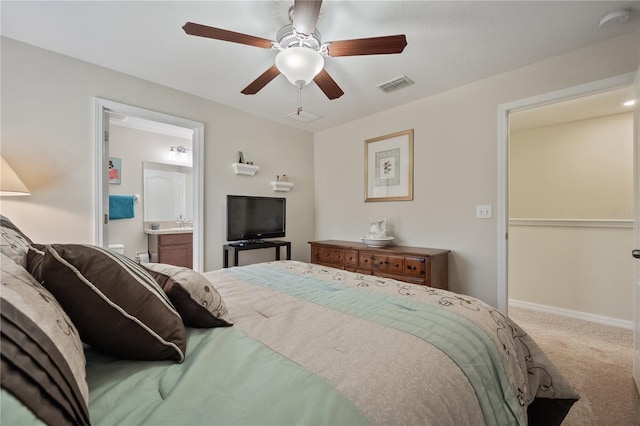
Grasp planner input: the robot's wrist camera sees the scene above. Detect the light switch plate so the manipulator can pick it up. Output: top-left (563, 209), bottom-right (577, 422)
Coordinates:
top-left (476, 205), bottom-right (492, 219)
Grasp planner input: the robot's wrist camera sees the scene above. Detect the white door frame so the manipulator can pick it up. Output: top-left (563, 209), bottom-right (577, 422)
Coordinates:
top-left (632, 67), bottom-right (640, 394)
top-left (497, 72), bottom-right (636, 314)
top-left (94, 98), bottom-right (205, 272)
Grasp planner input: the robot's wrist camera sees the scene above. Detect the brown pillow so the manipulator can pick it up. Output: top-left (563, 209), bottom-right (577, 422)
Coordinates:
top-left (143, 262), bottom-right (232, 328)
top-left (33, 244), bottom-right (186, 362)
top-left (1, 253), bottom-right (89, 425)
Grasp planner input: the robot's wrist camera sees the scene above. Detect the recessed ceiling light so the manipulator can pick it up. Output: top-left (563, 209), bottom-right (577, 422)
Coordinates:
top-left (623, 100), bottom-right (636, 107)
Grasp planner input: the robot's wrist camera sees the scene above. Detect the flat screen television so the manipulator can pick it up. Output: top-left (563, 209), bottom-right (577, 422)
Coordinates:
top-left (226, 195), bottom-right (286, 243)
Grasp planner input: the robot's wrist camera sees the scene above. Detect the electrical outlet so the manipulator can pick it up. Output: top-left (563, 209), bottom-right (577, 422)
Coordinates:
top-left (476, 205), bottom-right (492, 219)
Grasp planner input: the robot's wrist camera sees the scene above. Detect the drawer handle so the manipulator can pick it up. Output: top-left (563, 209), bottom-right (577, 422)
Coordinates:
top-left (394, 263), bottom-right (400, 268)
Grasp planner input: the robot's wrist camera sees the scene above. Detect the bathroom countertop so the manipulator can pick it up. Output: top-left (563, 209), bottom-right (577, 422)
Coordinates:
top-left (144, 227), bottom-right (193, 235)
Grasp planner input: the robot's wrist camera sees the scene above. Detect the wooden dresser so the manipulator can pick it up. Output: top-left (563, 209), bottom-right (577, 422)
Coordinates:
top-left (309, 240), bottom-right (450, 289)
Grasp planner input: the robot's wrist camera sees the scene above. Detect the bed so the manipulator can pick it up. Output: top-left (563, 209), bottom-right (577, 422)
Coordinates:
top-left (0, 215), bottom-right (579, 425)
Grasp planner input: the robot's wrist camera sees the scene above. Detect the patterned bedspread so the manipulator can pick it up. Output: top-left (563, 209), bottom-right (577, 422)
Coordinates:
top-left (86, 261), bottom-right (578, 425)
top-left (213, 261), bottom-right (578, 424)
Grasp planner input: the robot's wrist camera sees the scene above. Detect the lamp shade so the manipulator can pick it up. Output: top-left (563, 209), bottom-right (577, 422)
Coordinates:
top-left (275, 47), bottom-right (324, 87)
top-left (1, 156), bottom-right (30, 196)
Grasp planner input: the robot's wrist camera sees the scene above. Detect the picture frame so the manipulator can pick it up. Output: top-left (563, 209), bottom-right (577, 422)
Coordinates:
top-left (109, 157), bottom-right (122, 185)
top-left (364, 129), bottom-right (414, 202)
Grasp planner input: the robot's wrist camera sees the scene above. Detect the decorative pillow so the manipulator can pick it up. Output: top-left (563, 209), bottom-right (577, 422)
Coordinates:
top-left (143, 262), bottom-right (233, 328)
top-left (0, 215), bottom-right (32, 268)
top-left (33, 244), bottom-right (186, 362)
top-left (1, 253), bottom-right (90, 425)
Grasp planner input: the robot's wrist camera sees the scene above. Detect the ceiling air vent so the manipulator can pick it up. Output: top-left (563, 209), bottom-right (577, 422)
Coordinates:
top-left (376, 75), bottom-right (414, 93)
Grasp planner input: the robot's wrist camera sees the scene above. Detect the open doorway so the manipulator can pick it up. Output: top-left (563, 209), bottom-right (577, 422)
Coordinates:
top-left (94, 98), bottom-right (205, 271)
top-left (507, 87), bottom-right (635, 328)
top-left (497, 72), bottom-right (637, 314)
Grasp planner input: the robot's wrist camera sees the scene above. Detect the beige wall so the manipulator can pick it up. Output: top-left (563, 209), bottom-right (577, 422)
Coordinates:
top-left (0, 37), bottom-right (315, 271)
top-left (314, 32), bottom-right (639, 306)
top-left (508, 113), bottom-right (634, 321)
top-left (509, 225), bottom-right (633, 321)
top-left (510, 112), bottom-right (634, 219)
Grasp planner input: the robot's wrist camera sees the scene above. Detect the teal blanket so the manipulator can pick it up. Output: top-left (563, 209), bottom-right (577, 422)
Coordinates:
top-left (87, 327), bottom-right (369, 425)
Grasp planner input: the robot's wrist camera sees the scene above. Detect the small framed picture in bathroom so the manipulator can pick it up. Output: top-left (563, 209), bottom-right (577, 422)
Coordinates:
top-left (109, 157), bottom-right (121, 185)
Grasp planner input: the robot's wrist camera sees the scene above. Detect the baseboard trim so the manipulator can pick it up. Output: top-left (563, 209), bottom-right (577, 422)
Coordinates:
top-left (509, 299), bottom-right (632, 330)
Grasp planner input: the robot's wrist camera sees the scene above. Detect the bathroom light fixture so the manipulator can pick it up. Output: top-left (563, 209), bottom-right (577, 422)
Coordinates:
top-left (0, 156), bottom-right (30, 196)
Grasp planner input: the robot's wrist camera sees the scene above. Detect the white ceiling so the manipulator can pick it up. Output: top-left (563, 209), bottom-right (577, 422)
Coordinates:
top-left (2, 1), bottom-right (639, 132)
top-left (510, 86), bottom-right (637, 131)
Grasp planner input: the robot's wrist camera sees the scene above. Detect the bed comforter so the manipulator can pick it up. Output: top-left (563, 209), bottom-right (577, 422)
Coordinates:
top-left (86, 260), bottom-right (578, 425)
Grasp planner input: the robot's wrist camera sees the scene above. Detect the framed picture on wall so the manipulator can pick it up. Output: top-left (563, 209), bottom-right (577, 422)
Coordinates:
top-left (364, 129), bottom-right (414, 202)
top-left (109, 157), bottom-right (122, 185)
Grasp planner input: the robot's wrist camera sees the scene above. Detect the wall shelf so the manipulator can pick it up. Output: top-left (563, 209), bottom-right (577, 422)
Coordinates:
top-left (232, 163), bottom-right (259, 176)
top-left (271, 181), bottom-right (294, 192)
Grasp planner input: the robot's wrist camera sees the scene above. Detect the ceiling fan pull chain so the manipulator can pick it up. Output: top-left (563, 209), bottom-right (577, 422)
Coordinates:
top-left (297, 85), bottom-right (303, 115)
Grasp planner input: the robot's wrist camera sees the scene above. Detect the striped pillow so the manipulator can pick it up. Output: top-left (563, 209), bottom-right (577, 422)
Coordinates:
top-left (32, 244), bottom-right (186, 362)
top-left (1, 253), bottom-right (90, 425)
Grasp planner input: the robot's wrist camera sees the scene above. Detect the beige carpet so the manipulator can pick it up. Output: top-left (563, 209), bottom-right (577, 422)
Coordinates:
top-left (509, 307), bottom-right (640, 426)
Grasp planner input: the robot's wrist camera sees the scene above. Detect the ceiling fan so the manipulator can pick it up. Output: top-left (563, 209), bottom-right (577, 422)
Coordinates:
top-left (182, 0), bottom-right (407, 102)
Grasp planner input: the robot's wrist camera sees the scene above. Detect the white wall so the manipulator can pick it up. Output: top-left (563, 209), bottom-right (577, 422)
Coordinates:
top-left (313, 32), bottom-right (639, 307)
top-left (0, 37), bottom-right (315, 272)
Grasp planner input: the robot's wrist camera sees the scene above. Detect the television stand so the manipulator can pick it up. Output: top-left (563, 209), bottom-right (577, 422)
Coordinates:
top-left (223, 240), bottom-right (291, 268)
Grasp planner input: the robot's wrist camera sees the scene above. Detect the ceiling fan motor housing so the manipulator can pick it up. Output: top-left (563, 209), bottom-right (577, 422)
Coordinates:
top-left (276, 24), bottom-right (322, 50)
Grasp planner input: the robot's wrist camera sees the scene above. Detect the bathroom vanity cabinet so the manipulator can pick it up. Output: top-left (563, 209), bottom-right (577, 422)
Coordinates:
top-left (147, 232), bottom-right (193, 269)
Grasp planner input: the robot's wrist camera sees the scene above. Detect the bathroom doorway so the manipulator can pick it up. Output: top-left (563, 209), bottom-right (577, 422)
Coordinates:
top-left (94, 98), bottom-right (205, 271)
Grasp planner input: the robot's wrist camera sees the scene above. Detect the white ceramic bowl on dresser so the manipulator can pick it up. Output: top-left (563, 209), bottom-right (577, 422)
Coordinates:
top-left (361, 236), bottom-right (394, 247)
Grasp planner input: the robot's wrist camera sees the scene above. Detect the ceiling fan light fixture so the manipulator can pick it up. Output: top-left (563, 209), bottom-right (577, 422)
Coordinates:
top-left (276, 46), bottom-right (324, 87)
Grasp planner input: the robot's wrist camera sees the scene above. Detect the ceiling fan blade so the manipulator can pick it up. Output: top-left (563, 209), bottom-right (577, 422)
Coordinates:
top-left (241, 65), bottom-right (281, 95)
top-left (327, 35), bottom-right (407, 57)
top-left (292, 0), bottom-right (322, 36)
top-left (313, 69), bottom-right (344, 100)
top-left (182, 22), bottom-right (273, 49)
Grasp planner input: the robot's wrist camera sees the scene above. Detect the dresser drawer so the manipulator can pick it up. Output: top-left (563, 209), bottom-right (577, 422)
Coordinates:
top-left (344, 250), bottom-right (358, 267)
top-left (358, 252), bottom-right (373, 271)
top-left (331, 249), bottom-right (345, 264)
top-left (405, 257), bottom-right (427, 278)
top-left (372, 254), bottom-right (388, 272)
top-left (320, 247), bottom-right (333, 264)
top-left (388, 256), bottom-right (404, 274)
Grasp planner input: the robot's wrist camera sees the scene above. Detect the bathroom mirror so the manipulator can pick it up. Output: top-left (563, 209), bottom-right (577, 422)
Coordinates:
top-left (143, 161), bottom-right (193, 222)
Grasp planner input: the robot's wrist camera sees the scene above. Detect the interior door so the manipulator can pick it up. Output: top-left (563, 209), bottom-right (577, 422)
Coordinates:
top-left (633, 66), bottom-right (640, 395)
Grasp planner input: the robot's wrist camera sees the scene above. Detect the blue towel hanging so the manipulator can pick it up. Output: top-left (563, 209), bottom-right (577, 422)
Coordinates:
top-left (109, 195), bottom-right (135, 220)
